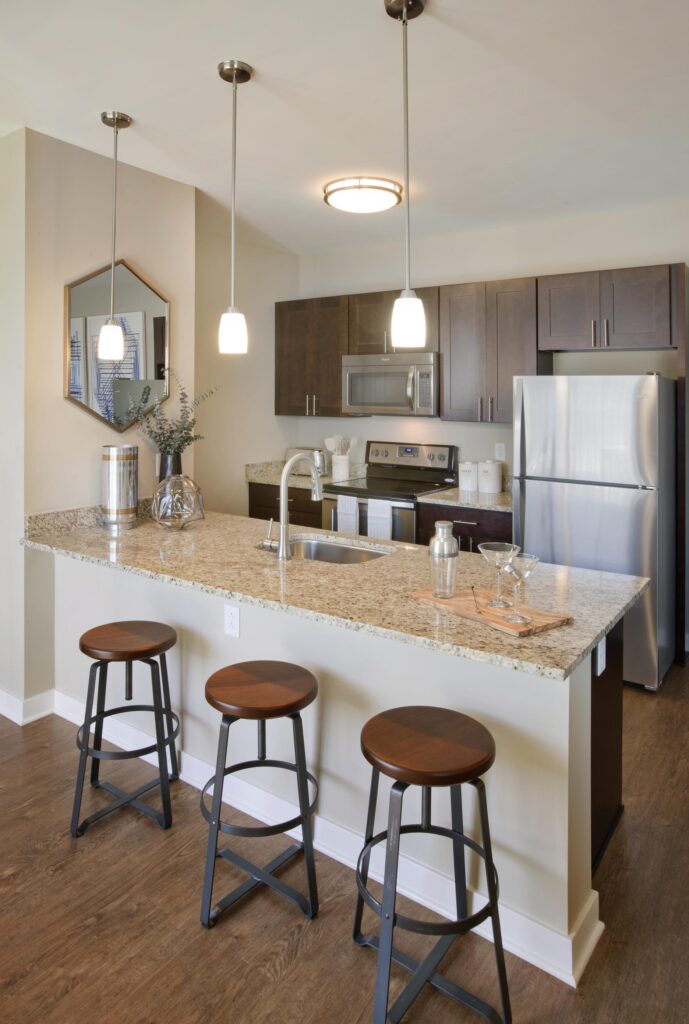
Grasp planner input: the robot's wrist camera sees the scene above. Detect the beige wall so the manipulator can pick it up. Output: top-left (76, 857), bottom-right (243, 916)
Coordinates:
top-left (194, 194), bottom-right (299, 513)
top-left (24, 129), bottom-right (196, 513)
top-left (0, 130), bottom-right (26, 700)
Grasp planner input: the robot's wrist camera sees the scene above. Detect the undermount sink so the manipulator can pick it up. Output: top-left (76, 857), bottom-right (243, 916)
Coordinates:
top-left (289, 538), bottom-right (392, 564)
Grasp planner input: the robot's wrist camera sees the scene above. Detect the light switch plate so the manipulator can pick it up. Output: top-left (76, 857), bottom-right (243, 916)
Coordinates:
top-left (494, 442), bottom-right (506, 461)
top-left (224, 604), bottom-right (240, 638)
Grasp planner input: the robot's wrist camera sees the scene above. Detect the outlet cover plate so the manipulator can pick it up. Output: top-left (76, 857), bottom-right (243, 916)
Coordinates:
top-left (494, 442), bottom-right (506, 461)
top-left (224, 604), bottom-right (240, 638)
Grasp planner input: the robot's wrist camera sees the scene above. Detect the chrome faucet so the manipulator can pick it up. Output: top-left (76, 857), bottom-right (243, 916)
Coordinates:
top-left (277, 452), bottom-right (323, 560)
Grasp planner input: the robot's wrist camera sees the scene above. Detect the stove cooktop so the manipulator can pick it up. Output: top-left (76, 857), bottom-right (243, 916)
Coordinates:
top-left (323, 477), bottom-right (453, 502)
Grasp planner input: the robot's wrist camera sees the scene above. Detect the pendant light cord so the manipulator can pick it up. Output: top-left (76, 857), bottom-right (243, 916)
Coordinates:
top-left (109, 123), bottom-right (118, 321)
top-left (402, 0), bottom-right (411, 294)
top-left (230, 81), bottom-right (238, 309)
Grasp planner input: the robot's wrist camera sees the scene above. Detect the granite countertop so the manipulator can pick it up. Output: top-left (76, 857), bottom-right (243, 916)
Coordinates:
top-left (418, 488), bottom-right (512, 513)
top-left (24, 510), bottom-right (647, 681)
top-left (246, 460), bottom-right (366, 490)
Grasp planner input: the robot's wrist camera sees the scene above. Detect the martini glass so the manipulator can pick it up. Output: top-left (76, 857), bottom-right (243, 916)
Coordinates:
top-left (478, 542), bottom-right (520, 609)
top-left (504, 554), bottom-right (540, 624)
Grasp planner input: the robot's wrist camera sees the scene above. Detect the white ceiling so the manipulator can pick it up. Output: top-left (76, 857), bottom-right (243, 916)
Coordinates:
top-left (2, 0), bottom-right (689, 255)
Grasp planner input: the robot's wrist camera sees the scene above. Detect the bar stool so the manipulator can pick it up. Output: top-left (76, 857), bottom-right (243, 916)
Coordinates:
top-left (70, 620), bottom-right (180, 837)
top-left (353, 705), bottom-right (511, 1024)
top-left (200, 660), bottom-right (319, 928)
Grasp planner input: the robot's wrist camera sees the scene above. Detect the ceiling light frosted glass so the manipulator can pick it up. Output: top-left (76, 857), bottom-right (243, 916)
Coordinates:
top-left (218, 308), bottom-right (248, 354)
top-left (323, 177), bottom-right (402, 213)
top-left (391, 290), bottom-right (426, 348)
top-left (98, 320), bottom-right (125, 361)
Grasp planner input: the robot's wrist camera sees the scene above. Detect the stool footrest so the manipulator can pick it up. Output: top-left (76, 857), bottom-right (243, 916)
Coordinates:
top-left (355, 932), bottom-right (504, 1024)
top-left (356, 822), bottom-right (497, 936)
top-left (76, 704), bottom-right (180, 762)
top-left (76, 777), bottom-right (170, 835)
top-left (200, 758), bottom-right (318, 839)
top-left (209, 842), bottom-right (310, 923)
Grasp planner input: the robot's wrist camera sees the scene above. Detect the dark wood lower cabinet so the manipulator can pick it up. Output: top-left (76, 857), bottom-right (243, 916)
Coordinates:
top-left (248, 483), bottom-right (322, 529)
top-left (416, 502), bottom-right (512, 550)
top-left (591, 618), bottom-right (624, 871)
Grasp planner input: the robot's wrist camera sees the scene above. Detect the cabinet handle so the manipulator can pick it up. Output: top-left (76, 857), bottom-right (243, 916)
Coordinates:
top-left (591, 320), bottom-right (597, 348)
top-left (468, 537), bottom-right (474, 553)
top-left (384, 329), bottom-right (388, 354)
top-left (312, 394), bottom-right (318, 415)
top-left (305, 394), bottom-right (309, 415)
top-left (453, 519), bottom-right (479, 527)
top-left (603, 319), bottom-right (610, 347)
top-left (477, 397), bottom-right (483, 422)
top-left (489, 396), bottom-right (494, 422)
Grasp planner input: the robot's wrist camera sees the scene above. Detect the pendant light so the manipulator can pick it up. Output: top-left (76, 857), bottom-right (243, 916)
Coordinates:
top-left (98, 111), bottom-right (132, 361)
top-left (386, 0), bottom-right (426, 349)
top-left (218, 60), bottom-right (253, 354)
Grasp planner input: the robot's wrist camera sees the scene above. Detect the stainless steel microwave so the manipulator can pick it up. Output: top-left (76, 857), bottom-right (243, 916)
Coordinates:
top-left (341, 352), bottom-right (439, 417)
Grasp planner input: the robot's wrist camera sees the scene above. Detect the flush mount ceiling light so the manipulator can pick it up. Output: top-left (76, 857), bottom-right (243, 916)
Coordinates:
top-left (386, 0), bottom-right (427, 349)
top-left (98, 111), bottom-right (132, 361)
top-left (218, 59), bottom-right (253, 355)
top-left (323, 176), bottom-right (402, 213)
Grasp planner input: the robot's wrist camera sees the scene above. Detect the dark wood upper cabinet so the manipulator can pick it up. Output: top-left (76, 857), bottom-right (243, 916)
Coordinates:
top-left (439, 282), bottom-right (486, 421)
top-left (275, 295), bottom-right (348, 416)
top-left (600, 265), bottom-right (672, 349)
top-left (348, 287), bottom-right (439, 355)
top-left (537, 272), bottom-right (600, 351)
top-left (440, 277), bottom-right (544, 422)
top-left (538, 265), bottom-right (675, 351)
top-left (486, 277), bottom-right (545, 423)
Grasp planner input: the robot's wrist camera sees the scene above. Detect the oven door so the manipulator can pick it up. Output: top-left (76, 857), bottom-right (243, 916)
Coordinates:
top-left (341, 358), bottom-right (438, 417)
top-left (322, 496), bottom-right (417, 543)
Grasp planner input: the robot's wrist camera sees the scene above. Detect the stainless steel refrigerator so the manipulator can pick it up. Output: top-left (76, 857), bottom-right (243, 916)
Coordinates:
top-left (512, 374), bottom-right (676, 689)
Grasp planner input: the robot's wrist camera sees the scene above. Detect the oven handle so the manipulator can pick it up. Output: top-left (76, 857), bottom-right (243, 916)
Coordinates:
top-left (406, 369), bottom-right (415, 410)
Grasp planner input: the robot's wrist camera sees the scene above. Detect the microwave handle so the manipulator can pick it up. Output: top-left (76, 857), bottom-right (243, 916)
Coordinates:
top-left (406, 368), bottom-right (415, 410)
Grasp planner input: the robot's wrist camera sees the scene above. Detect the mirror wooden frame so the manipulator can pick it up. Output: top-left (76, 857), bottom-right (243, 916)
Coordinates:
top-left (63, 258), bottom-right (170, 432)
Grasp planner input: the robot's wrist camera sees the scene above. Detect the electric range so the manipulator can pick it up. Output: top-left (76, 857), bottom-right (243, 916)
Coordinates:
top-left (321, 441), bottom-right (458, 543)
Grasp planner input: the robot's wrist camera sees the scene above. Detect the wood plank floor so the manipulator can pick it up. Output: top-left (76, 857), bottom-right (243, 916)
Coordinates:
top-left (1, 666), bottom-right (688, 1023)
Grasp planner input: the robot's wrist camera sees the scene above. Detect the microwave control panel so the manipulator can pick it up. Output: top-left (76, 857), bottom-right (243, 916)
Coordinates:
top-left (366, 442), bottom-right (457, 470)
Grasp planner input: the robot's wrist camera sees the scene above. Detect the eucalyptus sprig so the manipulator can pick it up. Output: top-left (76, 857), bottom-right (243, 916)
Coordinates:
top-left (126, 371), bottom-right (220, 455)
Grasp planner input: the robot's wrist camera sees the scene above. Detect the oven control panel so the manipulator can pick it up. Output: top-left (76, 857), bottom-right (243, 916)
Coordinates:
top-left (366, 442), bottom-right (457, 470)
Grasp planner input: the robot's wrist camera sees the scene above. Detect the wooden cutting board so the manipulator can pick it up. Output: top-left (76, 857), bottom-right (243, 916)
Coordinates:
top-left (411, 587), bottom-right (573, 638)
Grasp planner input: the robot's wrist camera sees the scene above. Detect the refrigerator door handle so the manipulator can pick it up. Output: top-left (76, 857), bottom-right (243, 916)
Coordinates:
top-left (512, 477), bottom-right (523, 547)
top-left (513, 377), bottom-right (525, 477)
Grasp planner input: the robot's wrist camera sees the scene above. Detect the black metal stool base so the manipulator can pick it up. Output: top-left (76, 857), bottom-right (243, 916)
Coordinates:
top-left (70, 655), bottom-right (180, 837)
top-left (353, 771), bottom-right (511, 1024)
top-left (200, 715), bottom-right (319, 928)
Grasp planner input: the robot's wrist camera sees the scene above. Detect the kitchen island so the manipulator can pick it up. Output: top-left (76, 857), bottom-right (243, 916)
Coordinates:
top-left (24, 510), bottom-right (647, 986)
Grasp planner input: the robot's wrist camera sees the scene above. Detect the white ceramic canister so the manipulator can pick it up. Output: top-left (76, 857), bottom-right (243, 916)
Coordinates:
top-left (478, 460), bottom-right (503, 494)
top-left (331, 454), bottom-right (351, 482)
top-left (458, 461), bottom-right (479, 491)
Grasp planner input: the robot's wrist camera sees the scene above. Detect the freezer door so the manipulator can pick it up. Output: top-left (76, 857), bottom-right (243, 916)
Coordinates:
top-left (513, 375), bottom-right (660, 487)
top-left (512, 478), bottom-right (673, 688)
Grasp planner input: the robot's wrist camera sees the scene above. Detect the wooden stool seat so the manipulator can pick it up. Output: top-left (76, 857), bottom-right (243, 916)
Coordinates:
top-left (205, 660), bottom-right (318, 720)
top-left (79, 620), bottom-right (177, 662)
top-left (361, 705), bottom-right (495, 787)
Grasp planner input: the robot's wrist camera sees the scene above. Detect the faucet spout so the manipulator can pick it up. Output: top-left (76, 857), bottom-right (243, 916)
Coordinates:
top-left (278, 452), bottom-right (322, 560)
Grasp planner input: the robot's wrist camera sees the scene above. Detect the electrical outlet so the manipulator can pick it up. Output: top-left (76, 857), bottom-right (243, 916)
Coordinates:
top-left (224, 604), bottom-right (240, 638)
top-left (494, 442), bottom-right (506, 461)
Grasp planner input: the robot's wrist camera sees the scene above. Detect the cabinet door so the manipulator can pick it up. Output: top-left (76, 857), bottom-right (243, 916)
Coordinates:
top-left (348, 288), bottom-right (439, 354)
top-left (537, 272), bottom-right (600, 351)
top-left (312, 295), bottom-right (348, 416)
top-left (485, 277), bottom-right (539, 424)
top-left (275, 300), bottom-right (312, 415)
top-left (439, 282), bottom-right (486, 421)
top-left (600, 265), bottom-right (672, 349)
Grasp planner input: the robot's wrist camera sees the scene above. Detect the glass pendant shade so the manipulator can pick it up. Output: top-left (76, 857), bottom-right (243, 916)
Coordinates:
top-left (98, 319), bottom-right (125, 360)
top-left (218, 308), bottom-right (248, 354)
top-left (391, 290), bottom-right (426, 348)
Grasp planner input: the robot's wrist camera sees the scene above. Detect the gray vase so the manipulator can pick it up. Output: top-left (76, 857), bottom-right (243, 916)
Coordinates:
top-left (159, 452), bottom-right (182, 481)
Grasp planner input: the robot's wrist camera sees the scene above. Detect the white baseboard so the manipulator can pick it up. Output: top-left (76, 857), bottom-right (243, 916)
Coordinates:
top-left (12, 688), bottom-right (597, 986)
top-left (0, 687), bottom-right (54, 725)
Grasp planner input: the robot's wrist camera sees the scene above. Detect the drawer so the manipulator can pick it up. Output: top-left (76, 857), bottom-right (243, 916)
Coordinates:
top-left (248, 483), bottom-right (322, 527)
top-left (417, 503), bottom-right (512, 550)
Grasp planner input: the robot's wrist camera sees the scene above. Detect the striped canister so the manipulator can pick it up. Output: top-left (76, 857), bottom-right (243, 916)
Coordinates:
top-left (101, 445), bottom-right (138, 532)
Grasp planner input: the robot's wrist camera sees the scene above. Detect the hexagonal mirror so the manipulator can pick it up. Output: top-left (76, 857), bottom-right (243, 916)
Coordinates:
top-left (64, 259), bottom-right (170, 430)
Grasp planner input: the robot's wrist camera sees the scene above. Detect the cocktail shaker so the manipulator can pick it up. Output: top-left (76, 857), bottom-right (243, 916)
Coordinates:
top-left (429, 520), bottom-right (459, 598)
